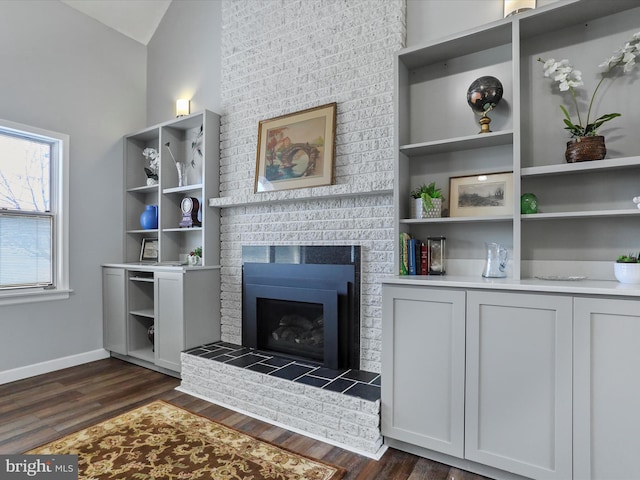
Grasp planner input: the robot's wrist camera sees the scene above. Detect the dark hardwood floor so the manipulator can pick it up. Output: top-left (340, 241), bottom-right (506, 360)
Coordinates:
top-left (0, 358), bottom-right (492, 480)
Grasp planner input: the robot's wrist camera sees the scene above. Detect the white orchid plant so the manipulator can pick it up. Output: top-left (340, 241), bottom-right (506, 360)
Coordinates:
top-left (538, 31), bottom-right (640, 138)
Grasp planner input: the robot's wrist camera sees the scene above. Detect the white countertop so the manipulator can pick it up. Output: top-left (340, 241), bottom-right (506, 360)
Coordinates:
top-left (382, 275), bottom-right (640, 297)
top-left (102, 262), bottom-right (222, 272)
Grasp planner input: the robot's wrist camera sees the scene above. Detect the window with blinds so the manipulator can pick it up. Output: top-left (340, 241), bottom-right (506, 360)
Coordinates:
top-left (0, 125), bottom-right (58, 290)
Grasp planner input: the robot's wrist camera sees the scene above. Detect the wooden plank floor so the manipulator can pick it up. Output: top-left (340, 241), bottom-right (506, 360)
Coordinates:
top-left (0, 358), bottom-right (492, 480)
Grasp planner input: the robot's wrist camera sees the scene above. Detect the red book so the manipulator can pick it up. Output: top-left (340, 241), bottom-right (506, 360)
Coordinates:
top-left (420, 242), bottom-right (429, 275)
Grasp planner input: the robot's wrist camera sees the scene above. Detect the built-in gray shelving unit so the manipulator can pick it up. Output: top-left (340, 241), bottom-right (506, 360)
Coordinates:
top-left (394, 0), bottom-right (640, 281)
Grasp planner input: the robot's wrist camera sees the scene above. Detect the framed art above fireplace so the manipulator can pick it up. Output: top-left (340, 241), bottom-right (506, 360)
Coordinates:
top-left (254, 103), bottom-right (336, 193)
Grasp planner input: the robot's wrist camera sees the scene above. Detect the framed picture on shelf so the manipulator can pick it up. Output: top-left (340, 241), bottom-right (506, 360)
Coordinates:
top-left (254, 103), bottom-right (336, 193)
top-left (449, 172), bottom-right (514, 217)
top-left (139, 238), bottom-right (159, 262)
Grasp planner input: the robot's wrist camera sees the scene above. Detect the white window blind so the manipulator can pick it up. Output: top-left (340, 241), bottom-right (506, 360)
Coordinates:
top-left (0, 214), bottom-right (52, 288)
top-left (0, 121), bottom-right (65, 293)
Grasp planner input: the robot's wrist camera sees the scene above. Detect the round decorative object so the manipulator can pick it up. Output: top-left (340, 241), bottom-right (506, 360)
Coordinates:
top-left (180, 197), bottom-right (201, 228)
top-left (467, 76), bottom-right (503, 113)
top-left (181, 197), bottom-right (193, 214)
top-left (614, 262), bottom-right (640, 284)
top-left (521, 193), bottom-right (538, 214)
top-left (467, 76), bottom-right (503, 134)
top-left (139, 205), bottom-right (158, 230)
top-left (565, 136), bottom-right (606, 163)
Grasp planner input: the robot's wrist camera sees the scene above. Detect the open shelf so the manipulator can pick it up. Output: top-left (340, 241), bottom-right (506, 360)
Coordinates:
top-left (400, 130), bottom-right (513, 157)
top-left (163, 183), bottom-right (203, 195)
top-left (401, 215), bottom-right (513, 224)
top-left (393, 0), bottom-right (640, 280)
top-left (522, 209), bottom-right (640, 221)
top-left (123, 110), bottom-right (220, 266)
top-left (521, 156), bottom-right (640, 177)
top-left (128, 347), bottom-right (155, 363)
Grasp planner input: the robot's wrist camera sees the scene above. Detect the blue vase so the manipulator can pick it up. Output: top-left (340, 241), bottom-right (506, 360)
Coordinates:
top-left (140, 205), bottom-right (158, 230)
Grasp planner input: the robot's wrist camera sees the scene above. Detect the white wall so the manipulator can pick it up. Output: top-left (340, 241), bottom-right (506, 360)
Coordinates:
top-left (0, 1), bottom-right (146, 376)
top-left (147, 0), bottom-right (222, 124)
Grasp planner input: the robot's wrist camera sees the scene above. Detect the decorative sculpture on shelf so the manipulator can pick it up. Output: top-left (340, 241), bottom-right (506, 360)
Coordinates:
top-left (164, 141), bottom-right (187, 187)
top-left (142, 148), bottom-right (159, 185)
top-left (191, 124), bottom-right (203, 168)
top-left (467, 76), bottom-right (504, 134)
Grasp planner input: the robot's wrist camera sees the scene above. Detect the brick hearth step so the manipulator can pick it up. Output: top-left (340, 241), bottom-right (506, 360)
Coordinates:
top-left (179, 341), bottom-right (383, 457)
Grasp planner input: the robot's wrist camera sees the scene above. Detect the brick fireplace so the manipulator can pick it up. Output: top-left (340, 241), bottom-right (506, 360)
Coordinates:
top-left (216, 0), bottom-right (405, 375)
top-left (179, 245), bottom-right (384, 457)
top-left (179, 0), bottom-right (405, 459)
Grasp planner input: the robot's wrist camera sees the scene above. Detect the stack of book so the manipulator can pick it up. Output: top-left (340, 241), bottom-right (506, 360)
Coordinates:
top-left (399, 233), bottom-right (428, 275)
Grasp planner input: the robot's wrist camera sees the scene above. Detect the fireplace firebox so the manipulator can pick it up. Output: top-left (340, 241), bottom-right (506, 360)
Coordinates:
top-left (242, 246), bottom-right (360, 370)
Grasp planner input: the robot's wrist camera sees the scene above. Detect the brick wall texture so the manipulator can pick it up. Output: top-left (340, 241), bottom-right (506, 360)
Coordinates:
top-left (181, 353), bottom-right (383, 454)
top-left (219, 0), bottom-right (406, 373)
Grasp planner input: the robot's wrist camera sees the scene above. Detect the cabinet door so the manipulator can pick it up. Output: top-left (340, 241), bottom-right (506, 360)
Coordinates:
top-left (382, 285), bottom-right (466, 457)
top-left (465, 291), bottom-right (572, 479)
top-left (102, 267), bottom-right (126, 355)
top-left (154, 272), bottom-right (185, 371)
top-left (574, 297), bottom-right (640, 480)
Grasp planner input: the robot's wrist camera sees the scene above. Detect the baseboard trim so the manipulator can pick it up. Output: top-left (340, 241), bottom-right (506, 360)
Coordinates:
top-left (0, 349), bottom-right (110, 385)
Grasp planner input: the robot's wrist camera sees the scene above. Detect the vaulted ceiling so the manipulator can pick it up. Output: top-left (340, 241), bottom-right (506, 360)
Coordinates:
top-left (61, 0), bottom-right (172, 45)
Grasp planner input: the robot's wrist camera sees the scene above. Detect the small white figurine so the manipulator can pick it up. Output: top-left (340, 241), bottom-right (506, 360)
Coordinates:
top-left (633, 195), bottom-right (640, 209)
top-left (142, 148), bottom-right (159, 185)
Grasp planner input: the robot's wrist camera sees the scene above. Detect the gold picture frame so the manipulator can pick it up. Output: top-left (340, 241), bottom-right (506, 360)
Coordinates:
top-left (449, 172), bottom-right (514, 217)
top-left (255, 103), bottom-right (337, 193)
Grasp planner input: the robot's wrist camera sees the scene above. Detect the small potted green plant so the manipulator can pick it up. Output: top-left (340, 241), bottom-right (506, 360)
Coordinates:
top-left (188, 246), bottom-right (202, 266)
top-left (614, 252), bottom-right (640, 284)
top-left (410, 182), bottom-right (443, 219)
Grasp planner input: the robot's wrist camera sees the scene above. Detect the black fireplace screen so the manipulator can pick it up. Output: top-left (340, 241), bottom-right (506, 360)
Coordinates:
top-left (242, 256), bottom-right (359, 370)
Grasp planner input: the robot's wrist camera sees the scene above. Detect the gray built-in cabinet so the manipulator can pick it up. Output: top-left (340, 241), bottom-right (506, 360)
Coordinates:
top-left (573, 297), bottom-right (640, 480)
top-left (102, 110), bottom-right (222, 375)
top-left (464, 291), bottom-right (572, 479)
top-left (102, 266), bottom-right (220, 375)
top-left (382, 283), bottom-right (640, 480)
top-left (383, 1), bottom-right (640, 479)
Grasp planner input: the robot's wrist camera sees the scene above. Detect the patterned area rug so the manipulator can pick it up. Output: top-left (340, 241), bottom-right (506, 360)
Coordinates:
top-left (27, 400), bottom-right (345, 480)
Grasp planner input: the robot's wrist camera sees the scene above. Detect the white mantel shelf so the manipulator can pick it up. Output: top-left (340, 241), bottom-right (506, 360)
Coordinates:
top-left (382, 275), bottom-right (640, 297)
top-left (208, 184), bottom-right (393, 208)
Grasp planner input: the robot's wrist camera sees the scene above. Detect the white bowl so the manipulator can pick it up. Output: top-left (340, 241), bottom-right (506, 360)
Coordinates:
top-left (614, 262), bottom-right (640, 284)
